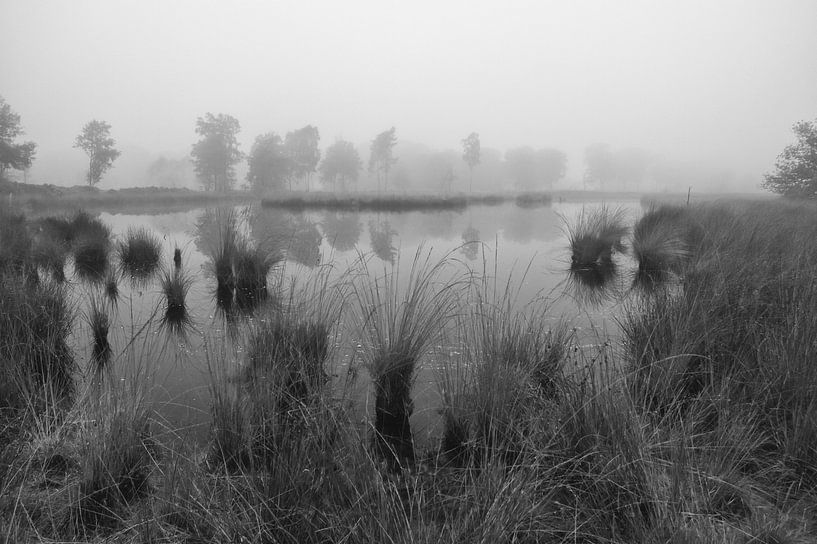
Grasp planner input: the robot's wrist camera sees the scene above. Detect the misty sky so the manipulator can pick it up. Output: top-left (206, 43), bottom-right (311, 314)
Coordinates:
top-left (2, 0), bottom-right (816, 188)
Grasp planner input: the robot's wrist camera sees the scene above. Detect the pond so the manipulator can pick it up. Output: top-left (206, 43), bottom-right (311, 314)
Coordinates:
top-left (63, 199), bottom-right (642, 445)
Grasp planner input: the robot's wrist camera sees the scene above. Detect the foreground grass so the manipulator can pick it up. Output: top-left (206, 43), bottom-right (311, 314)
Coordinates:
top-left (2, 200), bottom-right (817, 542)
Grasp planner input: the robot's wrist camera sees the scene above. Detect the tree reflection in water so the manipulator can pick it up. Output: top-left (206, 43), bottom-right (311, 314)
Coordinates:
top-left (368, 218), bottom-right (397, 263)
top-left (320, 211), bottom-right (362, 253)
top-left (460, 225), bottom-right (480, 261)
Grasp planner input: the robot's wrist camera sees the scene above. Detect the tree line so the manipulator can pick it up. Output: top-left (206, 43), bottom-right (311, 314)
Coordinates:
top-left (1, 95), bottom-right (815, 198)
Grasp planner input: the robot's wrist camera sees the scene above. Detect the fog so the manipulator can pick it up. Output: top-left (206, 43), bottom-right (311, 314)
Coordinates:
top-left (2, 0), bottom-right (816, 192)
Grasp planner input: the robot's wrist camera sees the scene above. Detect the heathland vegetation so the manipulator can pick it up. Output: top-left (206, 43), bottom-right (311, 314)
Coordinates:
top-left (1, 198), bottom-right (817, 542)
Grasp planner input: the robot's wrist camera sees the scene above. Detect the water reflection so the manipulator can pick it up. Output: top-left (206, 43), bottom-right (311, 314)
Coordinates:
top-left (369, 218), bottom-right (397, 263)
top-left (460, 225), bottom-right (480, 261)
top-left (321, 211), bottom-right (362, 252)
top-left (286, 216), bottom-right (322, 267)
top-left (567, 258), bottom-right (619, 307)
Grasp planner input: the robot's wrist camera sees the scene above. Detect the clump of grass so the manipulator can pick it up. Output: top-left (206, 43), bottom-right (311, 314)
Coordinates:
top-left (0, 206), bottom-right (33, 276)
top-left (631, 204), bottom-right (702, 290)
top-left (70, 397), bottom-right (154, 533)
top-left (566, 205), bottom-right (629, 268)
top-left (86, 296), bottom-right (111, 372)
top-left (173, 246), bottom-right (182, 268)
top-left (117, 226), bottom-right (162, 283)
top-left (70, 215), bottom-right (112, 284)
top-left (32, 235), bottom-right (68, 283)
top-left (234, 241), bottom-right (279, 312)
top-left (68, 211), bottom-right (111, 244)
top-left (73, 238), bottom-right (110, 283)
top-left (355, 248), bottom-right (464, 470)
top-left (440, 271), bottom-right (571, 467)
top-left (0, 278), bottom-right (75, 410)
top-left (209, 208), bottom-right (239, 292)
top-left (159, 268), bottom-right (194, 336)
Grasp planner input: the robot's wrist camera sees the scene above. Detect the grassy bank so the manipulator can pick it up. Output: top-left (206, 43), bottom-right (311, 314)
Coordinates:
top-left (1, 199), bottom-right (816, 542)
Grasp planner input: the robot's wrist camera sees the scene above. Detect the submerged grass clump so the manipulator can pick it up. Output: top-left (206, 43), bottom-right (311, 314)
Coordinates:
top-left (160, 267), bottom-right (194, 335)
top-left (566, 205), bottom-right (629, 268)
top-left (234, 241), bottom-right (279, 311)
top-left (631, 204), bottom-right (702, 289)
top-left (86, 296), bottom-right (111, 372)
top-left (117, 226), bottom-right (162, 283)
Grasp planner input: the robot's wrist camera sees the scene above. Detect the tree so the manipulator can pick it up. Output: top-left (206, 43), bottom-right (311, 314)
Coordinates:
top-left (320, 139), bottom-right (362, 192)
top-left (147, 156), bottom-right (195, 188)
top-left (246, 132), bottom-right (292, 194)
top-left (74, 120), bottom-right (120, 187)
top-left (462, 132), bottom-right (480, 191)
top-left (535, 148), bottom-right (567, 190)
top-left (763, 119), bottom-right (817, 199)
top-left (584, 143), bottom-right (615, 191)
top-left (505, 147), bottom-right (538, 189)
top-left (0, 96), bottom-right (37, 179)
top-left (284, 125), bottom-right (320, 191)
top-left (191, 113), bottom-right (243, 192)
top-left (369, 127), bottom-right (397, 191)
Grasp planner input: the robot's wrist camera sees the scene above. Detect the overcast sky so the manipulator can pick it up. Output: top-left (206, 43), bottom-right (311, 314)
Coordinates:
top-left (2, 0), bottom-right (816, 187)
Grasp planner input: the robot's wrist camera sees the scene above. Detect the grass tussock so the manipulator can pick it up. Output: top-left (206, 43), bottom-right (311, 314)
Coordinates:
top-left (630, 204), bottom-right (706, 289)
top-left (354, 248), bottom-right (465, 470)
top-left (159, 267), bottom-right (194, 335)
top-left (566, 205), bottom-right (629, 268)
top-left (86, 295), bottom-right (112, 372)
top-left (117, 225), bottom-right (162, 283)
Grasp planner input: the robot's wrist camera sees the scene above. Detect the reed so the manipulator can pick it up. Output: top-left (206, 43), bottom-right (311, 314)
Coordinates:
top-left (117, 226), bottom-right (162, 283)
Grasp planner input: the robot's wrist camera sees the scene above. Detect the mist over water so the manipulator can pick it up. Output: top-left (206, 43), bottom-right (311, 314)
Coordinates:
top-left (2, 1), bottom-right (816, 193)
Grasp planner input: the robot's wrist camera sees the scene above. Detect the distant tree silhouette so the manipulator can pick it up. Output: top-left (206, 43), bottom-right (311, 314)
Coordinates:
top-left (74, 120), bottom-right (120, 187)
top-left (369, 127), bottom-right (397, 191)
top-left (247, 132), bottom-right (292, 194)
top-left (321, 139), bottom-right (362, 191)
top-left (284, 125), bottom-right (320, 191)
top-left (462, 132), bottom-right (480, 192)
top-left (191, 113), bottom-right (243, 192)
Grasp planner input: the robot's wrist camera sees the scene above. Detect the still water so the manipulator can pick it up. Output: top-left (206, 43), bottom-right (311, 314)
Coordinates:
top-left (66, 200), bottom-right (641, 443)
